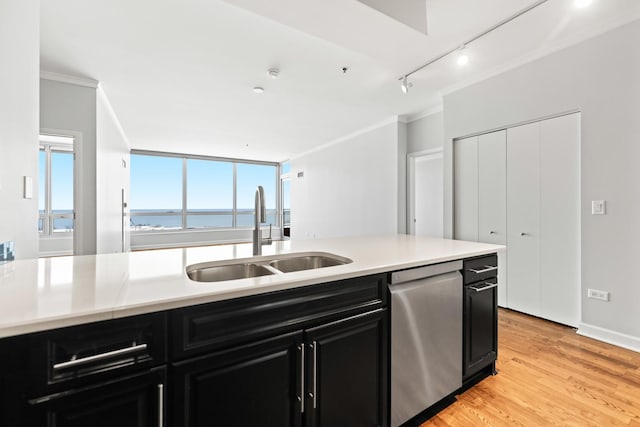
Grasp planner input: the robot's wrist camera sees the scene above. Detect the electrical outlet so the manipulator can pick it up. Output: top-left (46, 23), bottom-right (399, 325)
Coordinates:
top-left (587, 288), bottom-right (610, 301)
top-left (592, 200), bottom-right (606, 215)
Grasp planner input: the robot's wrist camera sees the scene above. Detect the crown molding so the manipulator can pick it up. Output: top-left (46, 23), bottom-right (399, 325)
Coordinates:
top-left (40, 71), bottom-right (99, 88)
top-left (402, 105), bottom-right (444, 123)
top-left (290, 116), bottom-right (400, 160)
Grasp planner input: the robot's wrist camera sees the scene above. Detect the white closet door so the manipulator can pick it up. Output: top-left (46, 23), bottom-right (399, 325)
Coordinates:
top-left (540, 113), bottom-right (580, 326)
top-left (453, 136), bottom-right (478, 241)
top-left (507, 122), bottom-right (541, 316)
top-left (478, 130), bottom-right (507, 307)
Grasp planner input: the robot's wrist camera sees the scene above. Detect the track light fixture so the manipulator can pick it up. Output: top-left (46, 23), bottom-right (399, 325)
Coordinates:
top-left (398, 0), bottom-right (550, 93)
top-left (456, 46), bottom-right (469, 66)
top-left (400, 76), bottom-right (413, 94)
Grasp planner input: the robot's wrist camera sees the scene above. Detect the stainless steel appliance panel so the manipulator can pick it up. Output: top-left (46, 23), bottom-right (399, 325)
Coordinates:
top-left (389, 265), bottom-right (462, 427)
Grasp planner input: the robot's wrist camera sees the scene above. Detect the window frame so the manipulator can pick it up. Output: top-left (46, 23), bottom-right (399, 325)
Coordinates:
top-left (130, 150), bottom-right (280, 233)
top-left (39, 140), bottom-right (75, 237)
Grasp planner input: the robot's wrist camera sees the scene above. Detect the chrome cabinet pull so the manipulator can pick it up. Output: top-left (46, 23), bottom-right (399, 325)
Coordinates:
top-left (489, 231), bottom-right (497, 235)
top-left (310, 342), bottom-right (317, 409)
top-left (521, 232), bottom-right (530, 236)
top-left (299, 344), bottom-right (305, 414)
top-left (469, 282), bottom-right (498, 292)
top-left (466, 265), bottom-right (498, 274)
top-left (158, 383), bottom-right (164, 427)
top-left (53, 343), bottom-right (148, 370)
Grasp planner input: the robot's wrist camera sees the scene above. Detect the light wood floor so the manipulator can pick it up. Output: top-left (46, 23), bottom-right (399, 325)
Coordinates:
top-left (422, 309), bottom-right (640, 426)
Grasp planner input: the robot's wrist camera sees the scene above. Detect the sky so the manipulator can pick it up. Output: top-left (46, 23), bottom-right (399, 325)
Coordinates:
top-left (39, 150), bottom-right (74, 211)
top-left (130, 154), bottom-right (278, 211)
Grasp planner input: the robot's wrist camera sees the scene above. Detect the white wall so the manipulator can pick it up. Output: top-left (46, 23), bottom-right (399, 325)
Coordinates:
top-left (407, 111), bottom-right (444, 154)
top-left (290, 120), bottom-right (401, 240)
top-left (96, 87), bottom-right (130, 254)
top-left (40, 79), bottom-right (97, 255)
top-left (0, 1), bottom-right (40, 259)
top-left (442, 20), bottom-right (640, 345)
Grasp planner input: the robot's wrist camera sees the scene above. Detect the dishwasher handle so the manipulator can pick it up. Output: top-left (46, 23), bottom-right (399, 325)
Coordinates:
top-left (390, 260), bottom-right (462, 285)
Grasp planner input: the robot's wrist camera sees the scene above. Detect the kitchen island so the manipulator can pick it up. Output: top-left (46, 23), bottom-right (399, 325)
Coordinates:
top-left (0, 234), bottom-right (502, 426)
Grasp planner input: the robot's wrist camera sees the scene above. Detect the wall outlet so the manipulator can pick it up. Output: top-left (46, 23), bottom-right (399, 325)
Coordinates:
top-left (587, 288), bottom-right (610, 301)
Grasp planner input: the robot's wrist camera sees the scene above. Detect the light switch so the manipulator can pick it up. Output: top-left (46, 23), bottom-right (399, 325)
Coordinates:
top-left (592, 200), bottom-right (606, 215)
top-left (23, 176), bottom-right (33, 199)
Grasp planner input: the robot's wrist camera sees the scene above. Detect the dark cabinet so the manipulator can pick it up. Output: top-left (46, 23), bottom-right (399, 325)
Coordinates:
top-left (304, 309), bottom-right (387, 427)
top-left (0, 272), bottom-right (389, 427)
top-left (172, 331), bottom-right (303, 427)
top-left (463, 255), bottom-right (498, 381)
top-left (28, 367), bottom-right (166, 427)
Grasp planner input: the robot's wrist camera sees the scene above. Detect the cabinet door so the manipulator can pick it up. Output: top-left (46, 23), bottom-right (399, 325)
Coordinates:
top-left (478, 130), bottom-right (508, 307)
top-left (507, 122), bottom-right (541, 316)
top-left (172, 331), bottom-right (303, 427)
top-left (540, 113), bottom-right (580, 326)
top-left (464, 281), bottom-right (498, 379)
top-left (304, 310), bottom-right (387, 427)
top-left (28, 368), bottom-right (166, 427)
top-left (453, 136), bottom-right (478, 241)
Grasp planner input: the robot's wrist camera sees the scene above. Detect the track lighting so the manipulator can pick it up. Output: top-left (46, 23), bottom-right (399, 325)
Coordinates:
top-left (400, 76), bottom-right (413, 94)
top-left (456, 46), bottom-right (469, 66)
top-left (397, 0), bottom-right (550, 87)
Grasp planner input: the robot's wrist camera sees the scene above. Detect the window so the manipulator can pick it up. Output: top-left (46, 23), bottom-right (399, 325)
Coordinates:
top-left (39, 136), bottom-right (75, 236)
top-left (130, 152), bottom-right (279, 232)
top-left (281, 162), bottom-right (291, 237)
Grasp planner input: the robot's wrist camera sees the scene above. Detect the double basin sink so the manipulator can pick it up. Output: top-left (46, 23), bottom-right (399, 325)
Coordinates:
top-left (186, 252), bottom-right (353, 283)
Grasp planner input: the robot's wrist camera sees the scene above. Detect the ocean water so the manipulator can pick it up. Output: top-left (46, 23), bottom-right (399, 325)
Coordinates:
top-left (130, 209), bottom-right (285, 231)
top-left (40, 210), bottom-right (289, 232)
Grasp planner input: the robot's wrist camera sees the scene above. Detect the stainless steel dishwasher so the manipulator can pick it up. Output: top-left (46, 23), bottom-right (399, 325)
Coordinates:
top-left (389, 260), bottom-right (463, 427)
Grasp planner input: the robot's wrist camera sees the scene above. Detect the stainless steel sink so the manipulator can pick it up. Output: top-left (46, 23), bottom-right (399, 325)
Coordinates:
top-left (186, 252), bottom-right (352, 283)
top-left (186, 263), bottom-right (275, 282)
top-left (269, 255), bottom-right (348, 273)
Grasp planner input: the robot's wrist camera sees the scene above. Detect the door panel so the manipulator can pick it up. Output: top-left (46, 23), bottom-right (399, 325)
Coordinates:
top-left (478, 130), bottom-right (507, 307)
top-left (305, 310), bottom-right (386, 427)
top-left (540, 113), bottom-right (580, 326)
top-left (29, 368), bottom-right (165, 427)
top-left (453, 136), bottom-right (478, 241)
top-left (414, 153), bottom-right (443, 237)
top-left (507, 122), bottom-right (541, 316)
top-left (173, 332), bottom-right (302, 427)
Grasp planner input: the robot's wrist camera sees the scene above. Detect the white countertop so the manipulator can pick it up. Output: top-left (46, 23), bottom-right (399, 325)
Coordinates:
top-left (0, 234), bottom-right (502, 338)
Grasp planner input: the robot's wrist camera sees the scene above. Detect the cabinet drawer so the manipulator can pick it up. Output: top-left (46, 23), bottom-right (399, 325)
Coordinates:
top-left (463, 254), bottom-right (498, 284)
top-left (171, 273), bottom-right (387, 359)
top-left (0, 312), bottom-right (167, 395)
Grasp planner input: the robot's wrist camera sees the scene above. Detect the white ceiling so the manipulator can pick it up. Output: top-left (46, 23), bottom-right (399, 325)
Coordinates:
top-left (40, 0), bottom-right (640, 162)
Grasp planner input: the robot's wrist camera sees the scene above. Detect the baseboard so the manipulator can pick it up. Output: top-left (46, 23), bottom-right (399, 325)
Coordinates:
top-left (577, 323), bottom-right (640, 353)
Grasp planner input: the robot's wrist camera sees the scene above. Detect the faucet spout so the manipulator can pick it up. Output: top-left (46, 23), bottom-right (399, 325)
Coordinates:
top-left (253, 186), bottom-right (267, 255)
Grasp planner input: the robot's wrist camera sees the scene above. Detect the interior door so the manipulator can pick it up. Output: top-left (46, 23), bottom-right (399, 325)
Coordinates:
top-left (453, 136), bottom-right (478, 241)
top-left (540, 113), bottom-right (580, 326)
top-left (478, 130), bottom-right (507, 307)
top-left (506, 122), bottom-right (541, 316)
top-left (413, 152), bottom-right (443, 237)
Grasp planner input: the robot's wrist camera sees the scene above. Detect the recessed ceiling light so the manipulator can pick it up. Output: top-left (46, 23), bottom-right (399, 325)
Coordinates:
top-left (574, 0), bottom-right (592, 8)
top-left (253, 86), bottom-right (264, 94)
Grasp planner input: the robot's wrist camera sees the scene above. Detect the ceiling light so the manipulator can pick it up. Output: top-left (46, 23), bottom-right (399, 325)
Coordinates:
top-left (400, 76), bottom-right (413, 94)
top-left (253, 86), bottom-right (264, 94)
top-left (574, 0), bottom-right (592, 8)
top-left (268, 68), bottom-right (279, 79)
top-left (456, 46), bottom-right (469, 66)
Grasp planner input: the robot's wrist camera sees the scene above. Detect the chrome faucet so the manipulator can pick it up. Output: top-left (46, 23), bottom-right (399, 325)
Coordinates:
top-left (253, 186), bottom-right (272, 255)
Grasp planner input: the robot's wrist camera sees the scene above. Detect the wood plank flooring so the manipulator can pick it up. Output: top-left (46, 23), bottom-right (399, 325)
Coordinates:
top-left (421, 309), bottom-right (640, 426)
